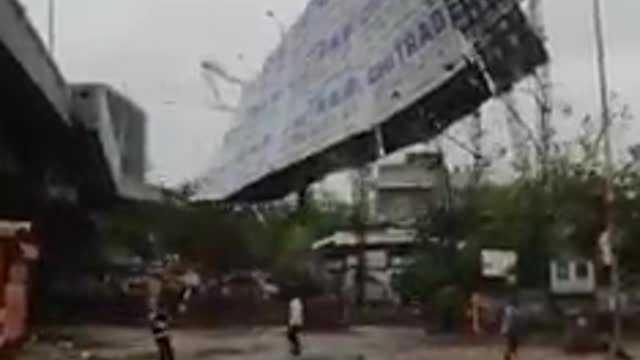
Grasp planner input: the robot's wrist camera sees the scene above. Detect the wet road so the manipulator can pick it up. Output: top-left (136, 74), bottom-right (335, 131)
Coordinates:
top-left (18, 326), bottom-right (620, 359)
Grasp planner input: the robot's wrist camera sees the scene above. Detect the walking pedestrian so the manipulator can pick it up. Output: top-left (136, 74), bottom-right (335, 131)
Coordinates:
top-left (501, 297), bottom-right (521, 360)
top-left (177, 267), bottom-right (200, 314)
top-left (287, 292), bottom-right (304, 357)
top-left (149, 307), bottom-right (175, 360)
top-left (147, 267), bottom-right (164, 314)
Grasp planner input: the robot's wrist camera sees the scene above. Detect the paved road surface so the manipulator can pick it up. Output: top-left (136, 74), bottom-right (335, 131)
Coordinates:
top-left (17, 326), bottom-right (622, 359)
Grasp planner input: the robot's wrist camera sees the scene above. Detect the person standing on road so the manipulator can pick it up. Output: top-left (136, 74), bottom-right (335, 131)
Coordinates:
top-left (146, 266), bottom-right (175, 360)
top-left (177, 267), bottom-right (201, 314)
top-left (287, 293), bottom-right (304, 357)
top-left (147, 266), bottom-right (164, 314)
top-left (150, 307), bottom-right (175, 360)
top-left (501, 297), bottom-right (521, 360)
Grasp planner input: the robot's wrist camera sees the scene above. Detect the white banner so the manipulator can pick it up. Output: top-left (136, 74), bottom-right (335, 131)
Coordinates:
top-left (202, 0), bottom-right (471, 199)
top-left (481, 249), bottom-right (517, 278)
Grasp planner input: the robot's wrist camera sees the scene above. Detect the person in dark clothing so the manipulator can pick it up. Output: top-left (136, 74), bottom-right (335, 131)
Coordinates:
top-left (614, 347), bottom-right (634, 360)
top-left (501, 298), bottom-right (521, 360)
top-left (286, 324), bottom-right (301, 357)
top-left (598, 340), bottom-right (635, 360)
top-left (149, 308), bottom-right (175, 360)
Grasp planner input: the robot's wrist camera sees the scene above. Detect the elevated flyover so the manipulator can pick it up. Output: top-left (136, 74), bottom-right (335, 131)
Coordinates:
top-left (0, 0), bottom-right (160, 218)
top-left (0, 0), bottom-right (74, 217)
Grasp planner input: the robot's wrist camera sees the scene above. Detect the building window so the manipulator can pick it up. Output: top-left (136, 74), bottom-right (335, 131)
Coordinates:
top-left (575, 261), bottom-right (590, 279)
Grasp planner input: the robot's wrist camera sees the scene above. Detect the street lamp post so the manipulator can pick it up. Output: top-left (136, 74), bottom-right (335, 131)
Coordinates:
top-left (266, 10), bottom-right (286, 42)
top-left (48, 0), bottom-right (55, 54)
top-left (591, 0), bottom-right (620, 357)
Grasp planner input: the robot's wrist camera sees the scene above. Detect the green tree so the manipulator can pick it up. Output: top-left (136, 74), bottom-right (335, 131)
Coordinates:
top-left (395, 94), bottom-right (637, 300)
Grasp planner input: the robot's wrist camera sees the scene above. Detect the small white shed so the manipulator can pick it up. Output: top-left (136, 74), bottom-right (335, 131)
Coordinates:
top-left (550, 258), bottom-right (596, 295)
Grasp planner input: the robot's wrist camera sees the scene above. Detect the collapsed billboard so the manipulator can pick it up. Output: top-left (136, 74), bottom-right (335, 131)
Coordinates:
top-left (200, 0), bottom-right (547, 201)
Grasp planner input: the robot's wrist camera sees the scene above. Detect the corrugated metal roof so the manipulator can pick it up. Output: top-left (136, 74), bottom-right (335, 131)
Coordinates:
top-left (312, 228), bottom-right (415, 250)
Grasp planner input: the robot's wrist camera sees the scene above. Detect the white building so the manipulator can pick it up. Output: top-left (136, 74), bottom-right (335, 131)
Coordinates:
top-left (549, 257), bottom-right (596, 296)
top-left (374, 152), bottom-right (449, 224)
top-left (312, 228), bottom-right (415, 304)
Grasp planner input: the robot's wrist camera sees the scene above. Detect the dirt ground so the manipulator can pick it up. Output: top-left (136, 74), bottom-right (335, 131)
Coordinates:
top-left (16, 326), bottom-right (629, 360)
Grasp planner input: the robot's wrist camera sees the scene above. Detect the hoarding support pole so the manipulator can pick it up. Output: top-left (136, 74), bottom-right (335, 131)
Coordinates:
top-left (353, 126), bottom-right (386, 309)
top-left (470, 111), bottom-right (483, 185)
top-left (296, 186), bottom-right (308, 212)
top-left (353, 166), bottom-right (370, 309)
top-left (374, 126), bottom-right (386, 158)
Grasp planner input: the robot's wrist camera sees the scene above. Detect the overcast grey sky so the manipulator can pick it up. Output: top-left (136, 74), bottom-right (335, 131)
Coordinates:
top-left (19, 0), bottom-right (640, 189)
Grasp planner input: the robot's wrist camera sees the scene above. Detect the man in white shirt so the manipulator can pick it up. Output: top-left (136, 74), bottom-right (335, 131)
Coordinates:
top-left (178, 268), bottom-right (201, 314)
top-left (287, 294), bottom-right (304, 357)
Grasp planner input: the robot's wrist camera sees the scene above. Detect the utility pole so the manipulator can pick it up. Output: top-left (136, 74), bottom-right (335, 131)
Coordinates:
top-left (591, 0), bottom-right (620, 357)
